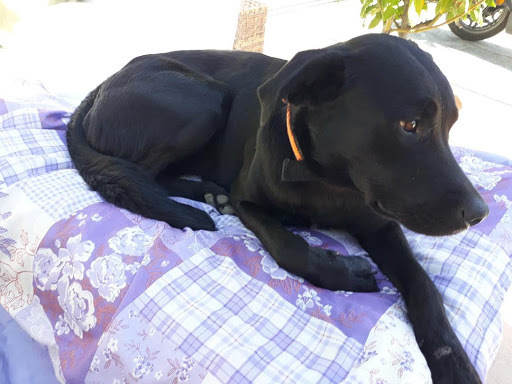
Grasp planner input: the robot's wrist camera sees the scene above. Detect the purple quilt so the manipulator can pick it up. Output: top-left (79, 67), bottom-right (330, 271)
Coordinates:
top-left (0, 78), bottom-right (511, 384)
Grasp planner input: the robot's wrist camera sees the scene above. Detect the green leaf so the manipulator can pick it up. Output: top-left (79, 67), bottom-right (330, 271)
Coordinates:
top-left (485, 0), bottom-right (496, 6)
top-left (362, 0), bottom-right (374, 10)
top-left (381, 0), bottom-right (391, 8)
top-left (369, 12), bottom-right (383, 28)
top-left (360, 4), bottom-right (367, 17)
top-left (414, 0), bottom-right (425, 15)
top-left (446, 9), bottom-right (457, 20)
top-left (361, 3), bottom-right (377, 17)
top-left (382, 6), bottom-right (397, 20)
top-left (435, 0), bottom-right (452, 14)
top-left (456, 1), bottom-right (467, 20)
top-left (435, 0), bottom-right (442, 14)
top-left (370, 5), bottom-right (380, 15)
top-left (469, 7), bottom-right (483, 25)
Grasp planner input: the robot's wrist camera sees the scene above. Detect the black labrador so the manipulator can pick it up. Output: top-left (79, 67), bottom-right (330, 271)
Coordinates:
top-left (67, 34), bottom-right (489, 383)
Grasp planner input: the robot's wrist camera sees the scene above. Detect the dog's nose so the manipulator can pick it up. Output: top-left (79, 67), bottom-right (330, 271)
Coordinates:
top-left (461, 197), bottom-right (489, 227)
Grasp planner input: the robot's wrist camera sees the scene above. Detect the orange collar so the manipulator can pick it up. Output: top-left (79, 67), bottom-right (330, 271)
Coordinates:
top-left (282, 99), bottom-right (304, 161)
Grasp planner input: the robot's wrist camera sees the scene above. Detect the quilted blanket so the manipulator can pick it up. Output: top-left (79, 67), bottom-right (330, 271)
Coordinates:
top-left (0, 78), bottom-right (511, 384)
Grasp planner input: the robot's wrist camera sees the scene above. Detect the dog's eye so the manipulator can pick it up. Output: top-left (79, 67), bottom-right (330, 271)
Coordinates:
top-left (400, 120), bottom-right (417, 133)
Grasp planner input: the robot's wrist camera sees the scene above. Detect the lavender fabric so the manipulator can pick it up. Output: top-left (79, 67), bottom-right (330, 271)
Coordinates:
top-left (0, 78), bottom-right (511, 383)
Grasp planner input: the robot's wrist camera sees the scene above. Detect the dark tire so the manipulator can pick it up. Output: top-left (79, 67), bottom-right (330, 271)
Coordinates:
top-left (448, 8), bottom-right (510, 41)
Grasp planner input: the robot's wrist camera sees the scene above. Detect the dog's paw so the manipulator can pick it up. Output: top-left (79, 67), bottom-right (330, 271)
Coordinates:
top-left (307, 248), bottom-right (378, 292)
top-left (204, 193), bottom-right (235, 214)
top-left (173, 207), bottom-right (217, 231)
top-left (426, 343), bottom-right (481, 384)
top-left (420, 332), bottom-right (482, 384)
top-left (202, 182), bottom-right (235, 215)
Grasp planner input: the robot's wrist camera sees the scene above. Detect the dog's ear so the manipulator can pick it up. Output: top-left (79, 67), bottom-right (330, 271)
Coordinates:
top-left (280, 50), bottom-right (346, 106)
top-left (258, 49), bottom-right (346, 121)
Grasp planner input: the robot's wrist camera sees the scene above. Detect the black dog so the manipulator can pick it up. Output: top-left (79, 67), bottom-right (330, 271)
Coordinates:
top-left (67, 34), bottom-right (488, 383)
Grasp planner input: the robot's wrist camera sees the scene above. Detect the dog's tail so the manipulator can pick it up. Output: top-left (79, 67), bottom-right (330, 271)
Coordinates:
top-left (66, 86), bottom-right (216, 231)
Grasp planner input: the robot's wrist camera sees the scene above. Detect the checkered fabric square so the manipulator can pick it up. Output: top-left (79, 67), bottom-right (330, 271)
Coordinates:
top-left (15, 169), bottom-right (103, 221)
top-left (0, 109), bottom-right (72, 187)
top-left (133, 249), bottom-right (363, 384)
top-left (406, 228), bottom-right (512, 371)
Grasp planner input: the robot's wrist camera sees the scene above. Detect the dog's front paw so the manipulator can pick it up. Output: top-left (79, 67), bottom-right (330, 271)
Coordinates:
top-left (307, 248), bottom-right (378, 292)
top-left (429, 350), bottom-right (482, 384)
top-left (426, 343), bottom-right (481, 384)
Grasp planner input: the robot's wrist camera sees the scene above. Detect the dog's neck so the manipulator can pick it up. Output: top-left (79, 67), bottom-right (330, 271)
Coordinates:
top-left (280, 101), bottom-right (321, 183)
top-left (283, 100), bottom-right (304, 162)
top-left (278, 103), bottom-right (356, 190)
top-left (281, 99), bottom-right (312, 181)
top-left (281, 158), bottom-right (321, 182)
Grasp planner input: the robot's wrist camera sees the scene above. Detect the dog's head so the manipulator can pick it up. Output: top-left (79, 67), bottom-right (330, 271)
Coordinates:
top-left (258, 33), bottom-right (488, 236)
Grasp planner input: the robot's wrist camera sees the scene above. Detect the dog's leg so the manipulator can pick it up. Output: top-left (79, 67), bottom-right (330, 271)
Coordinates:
top-left (156, 178), bottom-right (234, 215)
top-left (74, 154), bottom-right (217, 231)
top-left (234, 200), bottom-right (378, 292)
top-left (358, 221), bottom-right (481, 384)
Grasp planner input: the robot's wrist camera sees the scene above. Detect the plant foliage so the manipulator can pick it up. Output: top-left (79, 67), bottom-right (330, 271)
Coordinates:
top-left (360, 0), bottom-right (498, 35)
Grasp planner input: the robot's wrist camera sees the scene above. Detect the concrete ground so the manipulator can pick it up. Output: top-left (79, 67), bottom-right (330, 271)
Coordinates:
top-left (263, 2), bottom-right (512, 382)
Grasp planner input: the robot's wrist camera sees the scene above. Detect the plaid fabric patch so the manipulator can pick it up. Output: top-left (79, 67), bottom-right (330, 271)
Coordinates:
top-left (16, 169), bottom-right (103, 221)
top-left (133, 249), bottom-right (363, 384)
top-left (0, 109), bottom-right (72, 187)
top-left (406, 228), bottom-right (512, 372)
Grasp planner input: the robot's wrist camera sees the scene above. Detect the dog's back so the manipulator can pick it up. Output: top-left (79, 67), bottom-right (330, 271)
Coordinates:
top-left (66, 51), bottom-right (253, 230)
